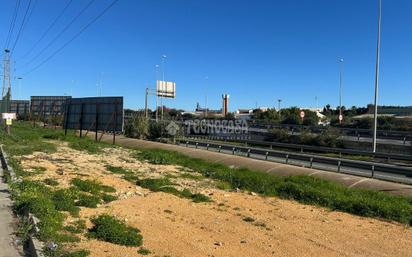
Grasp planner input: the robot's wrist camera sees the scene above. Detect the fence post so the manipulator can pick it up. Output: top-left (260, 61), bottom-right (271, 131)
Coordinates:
top-left (371, 165), bottom-right (375, 178)
top-left (186, 141), bottom-right (188, 147)
top-left (218, 145), bottom-right (221, 152)
top-left (207, 144), bottom-right (210, 150)
top-left (404, 137), bottom-right (406, 145)
top-left (247, 149), bottom-right (251, 157)
top-left (232, 147), bottom-right (235, 155)
top-left (300, 147), bottom-right (303, 153)
top-left (265, 151), bottom-right (268, 160)
top-left (337, 161), bottom-right (341, 172)
top-left (310, 157), bottom-right (313, 168)
top-left (285, 154), bottom-right (289, 164)
top-left (195, 142), bottom-right (198, 149)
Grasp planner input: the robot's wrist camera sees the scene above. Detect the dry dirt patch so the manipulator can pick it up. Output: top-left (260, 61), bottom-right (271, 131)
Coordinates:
top-left (19, 142), bottom-right (412, 257)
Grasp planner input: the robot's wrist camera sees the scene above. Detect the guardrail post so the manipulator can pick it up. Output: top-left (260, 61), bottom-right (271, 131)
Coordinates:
top-left (206, 144), bottom-right (210, 150)
top-left (265, 151), bottom-right (268, 160)
top-left (247, 149), bottom-right (251, 157)
top-left (232, 147), bottom-right (235, 155)
top-left (357, 134), bottom-right (360, 142)
top-left (371, 165), bottom-right (375, 178)
top-left (337, 161), bottom-right (341, 172)
top-left (195, 142), bottom-right (198, 149)
top-left (339, 152), bottom-right (342, 158)
top-left (310, 157), bottom-right (313, 168)
top-left (404, 137), bottom-right (406, 145)
top-left (270, 144), bottom-right (273, 150)
top-left (285, 154), bottom-right (289, 164)
top-left (218, 145), bottom-right (222, 152)
top-left (300, 147), bottom-right (303, 153)
top-left (186, 141), bottom-right (188, 147)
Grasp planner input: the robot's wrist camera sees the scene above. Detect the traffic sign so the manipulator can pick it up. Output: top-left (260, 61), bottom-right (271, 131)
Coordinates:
top-left (2, 113), bottom-right (16, 119)
top-left (339, 114), bottom-right (343, 121)
top-left (300, 111), bottom-right (305, 119)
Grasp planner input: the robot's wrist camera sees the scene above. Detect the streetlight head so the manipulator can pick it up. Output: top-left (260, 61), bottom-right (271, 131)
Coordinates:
top-left (162, 55), bottom-right (167, 59)
top-left (155, 64), bottom-right (159, 68)
top-left (339, 58), bottom-right (344, 62)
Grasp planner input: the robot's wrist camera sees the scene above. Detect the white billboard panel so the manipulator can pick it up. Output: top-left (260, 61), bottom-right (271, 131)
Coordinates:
top-left (156, 80), bottom-right (176, 98)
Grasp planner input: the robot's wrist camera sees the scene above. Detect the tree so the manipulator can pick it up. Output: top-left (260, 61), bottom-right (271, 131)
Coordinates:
top-left (124, 114), bottom-right (149, 139)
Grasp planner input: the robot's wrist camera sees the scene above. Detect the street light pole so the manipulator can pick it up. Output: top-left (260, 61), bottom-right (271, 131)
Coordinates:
top-left (205, 76), bottom-right (208, 118)
top-left (155, 64), bottom-right (160, 122)
top-left (372, 0), bottom-right (382, 153)
top-left (339, 58), bottom-right (344, 124)
top-left (161, 54), bottom-right (167, 120)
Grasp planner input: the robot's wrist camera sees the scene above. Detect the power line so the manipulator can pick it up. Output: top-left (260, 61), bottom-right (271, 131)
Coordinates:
top-left (19, 0), bottom-right (73, 60)
top-left (21, 0), bottom-right (96, 68)
top-left (23, 0), bottom-right (120, 76)
top-left (4, 0), bottom-right (21, 49)
top-left (10, 0), bottom-right (32, 54)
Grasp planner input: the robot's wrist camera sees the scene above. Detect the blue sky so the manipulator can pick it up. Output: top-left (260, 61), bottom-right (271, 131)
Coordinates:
top-left (1, 0), bottom-right (411, 110)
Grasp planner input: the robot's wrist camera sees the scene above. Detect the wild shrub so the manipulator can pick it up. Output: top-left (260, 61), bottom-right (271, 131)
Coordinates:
top-left (87, 215), bottom-right (143, 246)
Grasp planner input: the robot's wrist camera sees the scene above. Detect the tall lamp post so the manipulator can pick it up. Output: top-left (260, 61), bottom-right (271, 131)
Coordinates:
top-left (372, 0), bottom-right (382, 153)
top-left (161, 54), bottom-right (167, 120)
top-left (155, 64), bottom-right (160, 122)
top-left (339, 58), bottom-right (344, 124)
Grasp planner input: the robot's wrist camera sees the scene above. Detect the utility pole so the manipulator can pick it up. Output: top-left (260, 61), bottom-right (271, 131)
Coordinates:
top-left (161, 55), bottom-right (167, 120)
top-left (155, 64), bottom-right (160, 122)
top-left (145, 87), bottom-right (148, 118)
top-left (1, 49), bottom-right (12, 113)
top-left (372, 0), bottom-right (382, 153)
top-left (277, 99), bottom-right (282, 111)
top-left (205, 76), bottom-right (208, 118)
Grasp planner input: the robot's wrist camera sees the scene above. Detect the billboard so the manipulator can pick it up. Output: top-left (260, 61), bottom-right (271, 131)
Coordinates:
top-left (30, 96), bottom-right (71, 117)
top-left (0, 100), bottom-right (29, 117)
top-left (156, 80), bottom-right (176, 98)
top-left (63, 97), bottom-right (123, 132)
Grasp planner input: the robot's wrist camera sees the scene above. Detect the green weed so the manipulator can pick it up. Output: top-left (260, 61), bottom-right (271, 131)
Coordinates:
top-left (87, 215), bottom-right (143, 246)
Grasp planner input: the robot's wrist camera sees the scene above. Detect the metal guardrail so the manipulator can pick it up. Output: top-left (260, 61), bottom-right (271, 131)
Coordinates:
top-left (186, 135), bottom-right (412, 163)
top-left (178, 139), bottom-right (412, 184)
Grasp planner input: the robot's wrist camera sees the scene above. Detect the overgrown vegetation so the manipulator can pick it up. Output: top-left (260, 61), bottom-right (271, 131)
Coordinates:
top-left (135, 148), bottom-right (412, 225)
top-left (136, 177), bottom-right (211, 203)
top-left (87, 215), bottom-right (143, 246)
top-left (105, 164), bottom-right (139, 182)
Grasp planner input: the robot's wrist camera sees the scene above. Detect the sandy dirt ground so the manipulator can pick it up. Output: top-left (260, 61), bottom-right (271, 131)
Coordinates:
top-left (18, 142), bottom-right (412, 257)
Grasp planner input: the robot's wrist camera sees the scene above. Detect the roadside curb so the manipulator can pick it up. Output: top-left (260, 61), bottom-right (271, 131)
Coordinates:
top-left (0, 145), bottom-right (45, 257)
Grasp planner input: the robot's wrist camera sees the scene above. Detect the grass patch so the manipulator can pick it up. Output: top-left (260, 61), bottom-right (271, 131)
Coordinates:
top-left (52, 188), bottom-right (80, 216)
top-left (71, 178), bottom-right (115, 194)
top-left (137, 248), bottom-right (151, 255)
top-left (243, 216), bottom-right (255, 222)
top-left (87, 215), bottom-right (143, 246)
top-left (102, 193), bottom-right (118, 203)
top-left (179, 172), bottom-right (204, 180)
top-left (134, 148), bottom-right (412, 225)
top-left (64, 220), bottom-right (86, 234)
top-left (44, 178), bottom-right (59, 186)
top-left (62, 250), bottom-right (90, 257)
top-left (136, 178), bottom-right (211, 203)
top-left (105, 165), bottom-right (139, 182)
top-left (76, 193), bottom-right (101, 208)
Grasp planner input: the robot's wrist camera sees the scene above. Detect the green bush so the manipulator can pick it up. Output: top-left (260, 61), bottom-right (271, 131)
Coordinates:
top-left (87, 215), bottom-right (143, 246)
top-left (102, 193), bottom-right (118, 203)
top-left (52, 188), bottom-right (80, 216)
top-left (71, 178), bottom-right (115, 194)
top-left (136, 178), bottom-right (210, 203)
top-left (76, 193), bottom-right (101, 208)
top-left (62, 250), bottom-right (90, 257)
